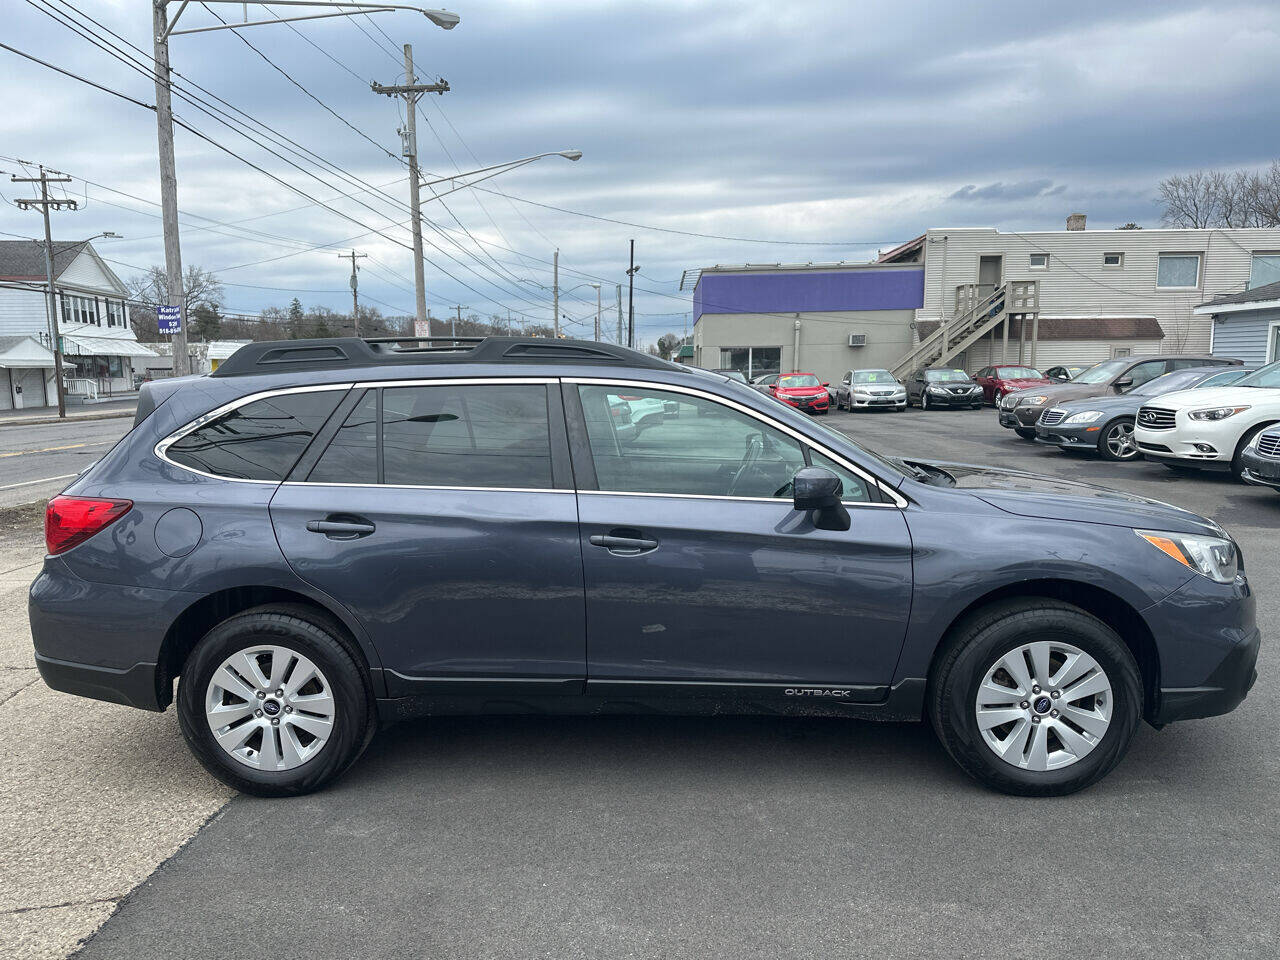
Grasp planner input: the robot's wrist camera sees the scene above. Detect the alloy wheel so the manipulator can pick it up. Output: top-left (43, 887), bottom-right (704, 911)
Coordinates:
top-left (974, 640), bottom-right (1113, 771)
top-left (1104, 421), bottom-right (1137, 460)
top-left (205, 644), bottom-right (336, 771)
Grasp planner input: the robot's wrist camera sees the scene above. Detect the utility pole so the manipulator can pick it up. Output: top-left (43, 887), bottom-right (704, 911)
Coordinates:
top-left (452, 305), bottom-right (464, 340)
top-left (338, 249), bottom-right (367, 336)
top-left (626, 239), bottom-right (639, 349)
top-left (11, 167), bottom-right (75, 417)
top-left (552, 249), bottom-right (560, 338)
top-left (152, 1), bottom-right (190, 376)
top-left (615, 284), bottom-right (623, 344)
top-left (372, 45), bottom-right (449, 339)
top-left (591, 284), bottom-right (601, 341)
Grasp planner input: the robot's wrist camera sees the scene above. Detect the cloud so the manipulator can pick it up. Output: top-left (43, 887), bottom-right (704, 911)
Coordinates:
top-left (948, 180), bottom-right (1068, 202)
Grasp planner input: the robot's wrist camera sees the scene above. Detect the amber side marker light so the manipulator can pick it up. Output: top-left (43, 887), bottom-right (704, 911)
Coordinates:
top-left (45, 496), bottom-right (133, 556)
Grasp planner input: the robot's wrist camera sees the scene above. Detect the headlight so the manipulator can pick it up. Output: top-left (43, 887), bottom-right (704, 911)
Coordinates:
top-left (1188, 406), bottom-right (1251, 421)
top-left (1137, 529), bottom-right (1239, 584)
top-left (927, 385), bottom-right (946, 394)
top-left (1023, 396), bottom-right (1049, 406)
top-left (1063, 410), bottom-right (1103, 425)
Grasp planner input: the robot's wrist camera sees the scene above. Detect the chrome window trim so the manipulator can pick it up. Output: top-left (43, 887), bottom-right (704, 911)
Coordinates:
top-left (154, 383), bottom-right (355, 484)
top-left (566, 376), bottom-right (908, 508)
top-left (281, 481), bottom-right (570, 495)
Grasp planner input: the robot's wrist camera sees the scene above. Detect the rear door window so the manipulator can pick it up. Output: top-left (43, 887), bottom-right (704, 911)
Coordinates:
top-left (165, 389), bottom-right (345, 480)
top-left (309, 383), bottom-right (554, 489)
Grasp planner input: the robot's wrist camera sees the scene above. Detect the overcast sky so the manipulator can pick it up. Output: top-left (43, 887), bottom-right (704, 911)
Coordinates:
top-left (3, 0), bottom-right (1279, 343)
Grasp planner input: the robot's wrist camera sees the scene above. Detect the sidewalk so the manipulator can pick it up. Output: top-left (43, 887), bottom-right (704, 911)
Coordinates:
top-left (0, 399), bottom-right (137, 428)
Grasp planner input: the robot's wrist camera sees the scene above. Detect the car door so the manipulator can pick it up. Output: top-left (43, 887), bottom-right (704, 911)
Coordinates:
top-left (1115, 359), bottom-right (1169, 393)
top-left (269, 380), bottom-right (586, 697)
top-left (974, 368), bottom-right (992, 402)
top-left (565, 380), bottom-right (913, 698)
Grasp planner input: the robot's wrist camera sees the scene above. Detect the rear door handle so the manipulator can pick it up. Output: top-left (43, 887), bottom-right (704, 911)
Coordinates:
top-left (589, 533), bottom-right (659, 556)
top-left (306, 518), bottom-right (376, 539)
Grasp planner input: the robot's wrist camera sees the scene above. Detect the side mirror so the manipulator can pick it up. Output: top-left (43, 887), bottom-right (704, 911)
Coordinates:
top-left (1114, 375), bottom-right (1133, 391)
top-left (792, 467), bottom-right (850, 531)
top-left (769, 383), bottom-right (778, 390)
top-left (822, 381), bottom-right (830, 387)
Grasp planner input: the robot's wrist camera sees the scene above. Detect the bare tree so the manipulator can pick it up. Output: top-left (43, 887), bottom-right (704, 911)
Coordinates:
top-left (127, 264), bottom-right (225, 341)
top-left (1160, 161), bottom-right (1280, 228)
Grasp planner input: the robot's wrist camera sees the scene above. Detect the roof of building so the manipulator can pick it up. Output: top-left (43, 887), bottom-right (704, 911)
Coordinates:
top-left (876, 235), bottom-right (925, 263)
top-left (1197, 280), bottom-right (1280, 308)
top-left (915, 316), bottom-right (1165, 342)
top-left (676, 344), bottom-right (694, 359)
top-left (0, 239), bottom-right (90, 281)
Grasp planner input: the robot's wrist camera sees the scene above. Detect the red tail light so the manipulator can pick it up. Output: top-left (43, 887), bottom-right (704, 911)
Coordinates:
top-left (45, 496), bottom-right (132, 556)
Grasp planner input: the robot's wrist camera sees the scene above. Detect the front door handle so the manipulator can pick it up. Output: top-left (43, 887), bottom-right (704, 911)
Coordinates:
top-left (306, 517), bottom-right (376, 539)
top-left (589, 532), bottom-right (659, 556)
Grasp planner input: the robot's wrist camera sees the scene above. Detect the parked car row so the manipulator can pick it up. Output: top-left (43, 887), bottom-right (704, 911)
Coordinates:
top-left (994, 353), bottom-right (1280, 491)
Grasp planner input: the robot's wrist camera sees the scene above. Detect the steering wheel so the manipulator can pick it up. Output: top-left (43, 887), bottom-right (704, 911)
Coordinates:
top-left (726, 433), bottom-right (765, 497)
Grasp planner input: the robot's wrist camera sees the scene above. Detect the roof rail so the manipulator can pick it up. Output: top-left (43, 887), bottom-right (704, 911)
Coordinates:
top-left (209, 335), bottom-right (682, 378)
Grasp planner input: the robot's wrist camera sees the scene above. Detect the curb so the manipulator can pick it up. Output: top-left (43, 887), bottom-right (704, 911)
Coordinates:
top-left (0, 410), bottom-right (136, 428)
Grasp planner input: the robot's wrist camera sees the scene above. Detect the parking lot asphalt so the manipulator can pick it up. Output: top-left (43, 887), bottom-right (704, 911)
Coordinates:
top-left (7, 406), bottom-right (1279, 959)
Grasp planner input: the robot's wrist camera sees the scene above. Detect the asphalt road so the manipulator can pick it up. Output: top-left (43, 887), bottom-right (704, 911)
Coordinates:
top-left (55, 404), bottom-right (1277, 960)
top-left (0, 417), bottom-right (131, 508)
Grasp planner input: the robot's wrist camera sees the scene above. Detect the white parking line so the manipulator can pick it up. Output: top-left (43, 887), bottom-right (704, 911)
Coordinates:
top-left (0, 473), bottom-right (77, 491)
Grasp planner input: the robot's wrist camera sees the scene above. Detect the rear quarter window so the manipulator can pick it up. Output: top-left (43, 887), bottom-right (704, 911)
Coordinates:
top-left (163, 389), bottom-right (345, 480)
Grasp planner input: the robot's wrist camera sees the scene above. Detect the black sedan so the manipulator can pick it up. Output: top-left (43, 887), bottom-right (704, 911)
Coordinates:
top-left (905, 367), bottom-right (985, 410)
top-left (1240, 427), bottom-right (1280, 492)
top-left (1034, 365), bottom-right (1254, 461)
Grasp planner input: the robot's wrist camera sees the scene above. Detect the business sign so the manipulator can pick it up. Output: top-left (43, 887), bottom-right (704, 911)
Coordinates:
top-left (157, 304), bottom-right (182, 334)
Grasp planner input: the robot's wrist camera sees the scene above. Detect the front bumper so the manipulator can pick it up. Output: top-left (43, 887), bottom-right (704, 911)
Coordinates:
top-left (1145, 572), bottom-right (1260, 724)
top-left (1134, 420), bottom-right (1240, 467)
top-left (781, 395), bottom-right (829, 413)
top-left (999, 404), bottom-right (1047, 428)
top-left (848, 393), bottom-right (906, 409)
top-left (1035, 422), bottom-right (1101, 450)
top-left (1240, 447), bottom-right (1280, 489)
top-left (924, 390), bottom-right (983, 407)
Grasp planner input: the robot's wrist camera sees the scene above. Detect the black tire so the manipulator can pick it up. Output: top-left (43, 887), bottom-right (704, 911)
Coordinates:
top-left (1097, 418), bottom-right (1139, 462)
top-left (1014, 427), bottom-right (1037, 440)
top-left (178, 604), bottom-right (375, 797)
top-left (991, 389), bottom-right (1004, 407)
top-left (929, 598), bottom-right (1142, 797)
top-left (1232, 423), bottom-right (1276, 481)
top-left (921, 392), bottom-right (931, 411)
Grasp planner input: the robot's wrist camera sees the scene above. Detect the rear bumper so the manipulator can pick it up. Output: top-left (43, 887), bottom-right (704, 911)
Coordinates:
top-left (35, 654), bottom-right (162, 711)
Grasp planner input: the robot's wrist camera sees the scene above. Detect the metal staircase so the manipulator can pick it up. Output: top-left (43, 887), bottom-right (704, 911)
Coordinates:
top-left (890, 280), bottom-right (1039, 379)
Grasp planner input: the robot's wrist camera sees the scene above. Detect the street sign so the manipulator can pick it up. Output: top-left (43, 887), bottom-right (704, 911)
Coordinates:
top-left (157, 305), bottom-right (182, 334)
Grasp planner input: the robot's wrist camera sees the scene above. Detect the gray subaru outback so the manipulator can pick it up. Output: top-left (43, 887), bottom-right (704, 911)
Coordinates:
top-left (30, 337), bottom-right (1259, 797)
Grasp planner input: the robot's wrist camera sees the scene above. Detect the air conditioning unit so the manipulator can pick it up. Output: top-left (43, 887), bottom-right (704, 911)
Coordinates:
top-left (847, 333), bottom-right (867, 348)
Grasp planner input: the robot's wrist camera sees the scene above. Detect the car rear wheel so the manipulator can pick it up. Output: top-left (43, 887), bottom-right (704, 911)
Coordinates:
top-left (178, 605), bottom-right (374, 797)
top-left (1098, 418), bottom-right (1139, 461)
top-left (929, 599), bottom-right (1141, 796)
top-left (1014, 427), bottom-right (1037, 440)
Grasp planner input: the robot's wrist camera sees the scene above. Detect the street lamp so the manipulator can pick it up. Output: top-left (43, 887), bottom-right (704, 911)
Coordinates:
top-left (419, 150), bottom-right (582, 201)
top-left (152, 1), bottom-right (461, 375)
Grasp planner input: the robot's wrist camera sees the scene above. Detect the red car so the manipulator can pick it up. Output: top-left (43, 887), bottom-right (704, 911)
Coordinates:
top-left (973, 364), bottom-right (1053, 406)
top-left (769, 372), bottom-right (830, 415)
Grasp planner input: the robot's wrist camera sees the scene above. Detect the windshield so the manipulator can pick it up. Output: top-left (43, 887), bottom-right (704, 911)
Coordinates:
top-left (852, 370), bottom-right (896, 384)
top-left (996, 367), bottom-right (1042, 379)
top-left (779, 374), bottom-right (821, 387)
top-left (1134, 370), bottom-right (1205, 396)
top-left (1234, 360), bottom-right (1280, 388)
top-left (925, 369), bottom-right (969, 382)
top-left (800, 408), bottom-right (910, 481)
top-left (1070, 359), bottom-right (1130, 384)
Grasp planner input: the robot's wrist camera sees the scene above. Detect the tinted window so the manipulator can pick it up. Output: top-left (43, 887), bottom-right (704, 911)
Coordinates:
top-left (1235, 361), bottom-right (1280, 388)
top-left (382, 383), bottom-right (552, 488)
top-left (1124, 360), bottom-right (1167, 390)
top-left (1197, 369), bottom-right (1249, 388)
top-left (1072, 359), bottom-right (1128, 384)
top-left (309, 390), bottom-right (377, 484)
top-left (809, 450), bottom-right (870, 502)
top-left (925, 369), bottom-right (969, 382)
top-left (166, 389), bottom-right (344, 480)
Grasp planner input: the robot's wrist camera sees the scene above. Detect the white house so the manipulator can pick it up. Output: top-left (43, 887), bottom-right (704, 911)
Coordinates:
top-left (0, 239), bottom-right (155, 409)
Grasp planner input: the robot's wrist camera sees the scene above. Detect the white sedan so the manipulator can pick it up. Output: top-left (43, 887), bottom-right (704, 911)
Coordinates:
top-left (1133, 361), bottom-right (1280, 479)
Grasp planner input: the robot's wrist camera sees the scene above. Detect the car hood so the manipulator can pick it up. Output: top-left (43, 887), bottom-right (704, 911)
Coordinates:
top-left (1135, 385), bottom-right (1274, 410)
top-left (1048, 393), bottom-right (1145, 415)
top-left (777, 387), bottom-right (828, 396)
top-left (900, 459), bottom-right (1222, 535)
top-left (1007, 382), bottom-right (1108, 404)
top-left (998, 377), bottom-right (1052, 389)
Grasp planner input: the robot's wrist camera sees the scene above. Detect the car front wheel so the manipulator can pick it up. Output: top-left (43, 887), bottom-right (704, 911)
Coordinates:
top-left (1098, 418), bottom-right (1139, 461)
top-left (929, 599), bottom-right (1141, 796)
top-left (178, 604), bottom-right (374, 797)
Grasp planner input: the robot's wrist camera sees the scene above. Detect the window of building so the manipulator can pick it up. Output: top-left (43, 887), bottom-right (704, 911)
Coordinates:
top-left (718, 346), bottom-right (781, 380)
top-left (381, 384), bottom-right (553, 489)
top-left (1250, 252), bottom-right (1280, 289)
top-left (1029, 253), bottom-right (1049, 270)
top-left (105, 299), bottom-right (125, 327)
top-left (1103, 252), bottom-right (1124, 268)
top-left (576, 385), bottom-right (871, 503)
top-left (1156, 253), bottom-right (1202, 289)
top-left (165, 389), bottom-right (345, 481)
top-left (59, 293), bottom-right (101, 326)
